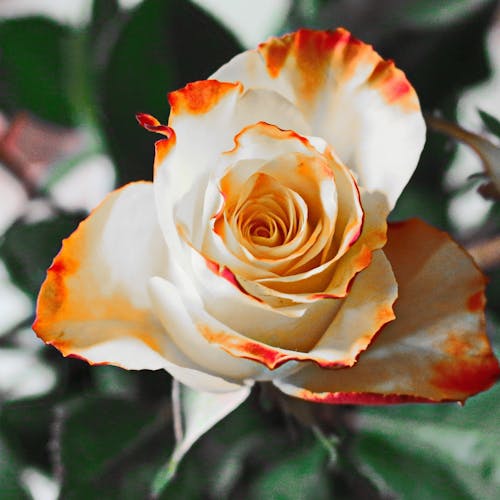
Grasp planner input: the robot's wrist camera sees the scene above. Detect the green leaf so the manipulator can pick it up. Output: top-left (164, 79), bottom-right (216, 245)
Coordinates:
top-left (403, 0), bottom-right (495, 27)
top-left (356, 383), bottom-right (500, 499)
top-left (357, 431), bottom-right (468, 500)
top-left (92, 364), bottom-right (139, 398)
top-left (56, 396), bottom-right (160, 499)
top-left (99, 0), bottom-right (243, 183)
top-left (0, 398), bottom-right (56, 472)
top-left (389, 186), bottom-right (449, 227)
top-left (88, 0), bottom-right (124, 73)
top-left (382, 1), bottom-right (496, 109)
top-left (151, 382), bottom-right (250, 497)
top-left (0, 17), bottom-right (77, 126)
top-left (0, 213), bottom-right (83, 299)
top-left (479, 109), bottom-right (500, 139)
top-left (162, 391), bottom-right (324, 499)
top-left (248, 442), bottom-right (330, 500)
top-left (0, 434), bottom-right (29, 499)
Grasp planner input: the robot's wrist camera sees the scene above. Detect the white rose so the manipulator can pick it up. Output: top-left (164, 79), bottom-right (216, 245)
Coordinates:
top-left (34, 29), bottom-right (499, 411)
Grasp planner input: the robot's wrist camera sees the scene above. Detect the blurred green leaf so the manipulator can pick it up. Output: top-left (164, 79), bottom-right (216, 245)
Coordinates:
top-left (0, 398), bottom-right (56, 472)
top-left (390, 186), bottom-right (449, 228)
top-left (479, 109), bottom-right (500, 139)
top-left (0, 17), bottom-right (76, 126)
top-left (403, 0), bottom-right (495, 27)
top-left (56, 396), bottom-right (160, 499)
top-left (0, 434), bottom-right (28, 499)
top-left (356, 383), bottom-right (500, 499)
top-left (92, 365), bottom-right (139, 398)
top-left (99, 0), bottom-right (243, 183)
top-left (486, 270), bottom-right (500, 326)
top-left (0, 213), bottom-right (83, 299)
top-left (356, 431), bottom-right (469, 500)
top-left (248, 442), bottom-right (330, 500)
top-left (380, 0), bottom-right (496, 110)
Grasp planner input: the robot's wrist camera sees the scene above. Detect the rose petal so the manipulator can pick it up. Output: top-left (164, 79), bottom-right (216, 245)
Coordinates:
top-left (32, 182), bottom-right (243, 392)
top-left (202, 122), bottom-right (338, 277)
top-left (304, 250), bottom-right (397, 367)
top-left (250, 189), bottom-right (386, 303)
top-left (313, 189), bottom-right (388, 299)
top-left (212, 28), bottom-right (426, 208)
top-left (175, 243), bottom-right (397, 371)
top-left (155, 82), bottom-right (315, 247)
top-left (187, 241), bottom-right (339, 352)
top-left (199, 122), bottom-right (369, 303)
top-left (274, 219), bottom-right (500, 403)
top-left (149, 276), bottom-right (268, 382)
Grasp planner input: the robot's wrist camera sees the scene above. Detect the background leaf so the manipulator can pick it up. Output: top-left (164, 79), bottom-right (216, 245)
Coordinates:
top-left (98, 0), bottom-right (243, 183)
top-left (0, 213), bottom-right (84, 299)
top-left (356, 383), bottom-right (500, 500)
top-left (55, 396), bottom-right (165, 499)
top-left (248, 442), bottom-right (330, 500)
top-left (479, 109), bottom-right (500, 139)
top-left (0, 434), bottom-right (28, 499)
top-left (0, 17), bottom-right (77, 126)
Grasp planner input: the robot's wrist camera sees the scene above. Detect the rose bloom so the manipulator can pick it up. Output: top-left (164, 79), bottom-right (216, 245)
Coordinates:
top-left (34, 29), bottom-right (499, 408)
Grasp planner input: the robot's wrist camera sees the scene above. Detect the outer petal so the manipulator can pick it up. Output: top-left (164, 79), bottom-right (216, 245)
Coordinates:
top-left (149, 276), bottom-right (270, 381)
top-left (274, 219), bottom-right (500, 403)
top-left (32, 182), bottom-right (244, 393)
top-left (212, 28), bottom-right (426, 208)
top-left (172, 247), bottom-right (397, 372)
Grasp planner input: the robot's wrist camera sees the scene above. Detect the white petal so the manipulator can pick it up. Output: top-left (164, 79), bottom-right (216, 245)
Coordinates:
top-left (212, 29), bottom-right (426, 208)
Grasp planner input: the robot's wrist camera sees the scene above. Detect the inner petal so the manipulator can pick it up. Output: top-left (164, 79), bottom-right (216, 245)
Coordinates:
top-left (232, 172), bottom-right (309, 257)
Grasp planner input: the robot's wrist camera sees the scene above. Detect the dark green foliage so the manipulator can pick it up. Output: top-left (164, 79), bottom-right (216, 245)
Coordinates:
top-left (356, 382), bottom-right (500, 499)
top-left (0, 17), bottom-right (77, 126)
top-left (55, 396), bottom-right (164, 499)
top-left (98, 0), bottom-right (243, 183)
top-left (0, 435), bottom-right (29, 499)
top-left (0, 213), bottom-right (83, 299)
top-left (479, 109), bottom-right (500, 139)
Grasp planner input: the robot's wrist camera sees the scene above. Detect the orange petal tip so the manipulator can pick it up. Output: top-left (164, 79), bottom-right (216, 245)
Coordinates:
top-left (294, 389), bottom-right (433, 405)
top-left (431, 352), bottom-right (500, 398)
top-left (466, 291), bottom-right (485, 313)
top-left (136, 113), bottom-right (173, 138)
top-left (168, 80), bottom-right (242, 116)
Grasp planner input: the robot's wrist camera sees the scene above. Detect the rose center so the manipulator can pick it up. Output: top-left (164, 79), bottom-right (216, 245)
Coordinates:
top-left (238, 199), bottom-right (289, 247)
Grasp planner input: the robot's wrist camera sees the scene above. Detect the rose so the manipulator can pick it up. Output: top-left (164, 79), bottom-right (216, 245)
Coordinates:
top-left (34, 29), bottom-right (499, 408)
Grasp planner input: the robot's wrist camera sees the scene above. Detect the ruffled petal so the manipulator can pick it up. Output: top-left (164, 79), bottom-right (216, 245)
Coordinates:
top-left (149, 276), bottom-right (268, 381)
top-left (212, 28), bottom-right (426, 208)
top-left (207, 122), bottom-right (340, 276)
top-left (153, 83), bottom-right (312, 253)
top-left (171, 243), bottom-right (396, 372)
top-left (273, 219), bottom-right (499, 403)
top-left (304, 250), bottom-right (397, 368)
top-left (32, 182), bottom-right (245, 393)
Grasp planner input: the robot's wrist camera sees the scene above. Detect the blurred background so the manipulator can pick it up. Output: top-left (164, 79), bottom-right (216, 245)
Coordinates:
top-left (0, 0), bottom-right (499, 498)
